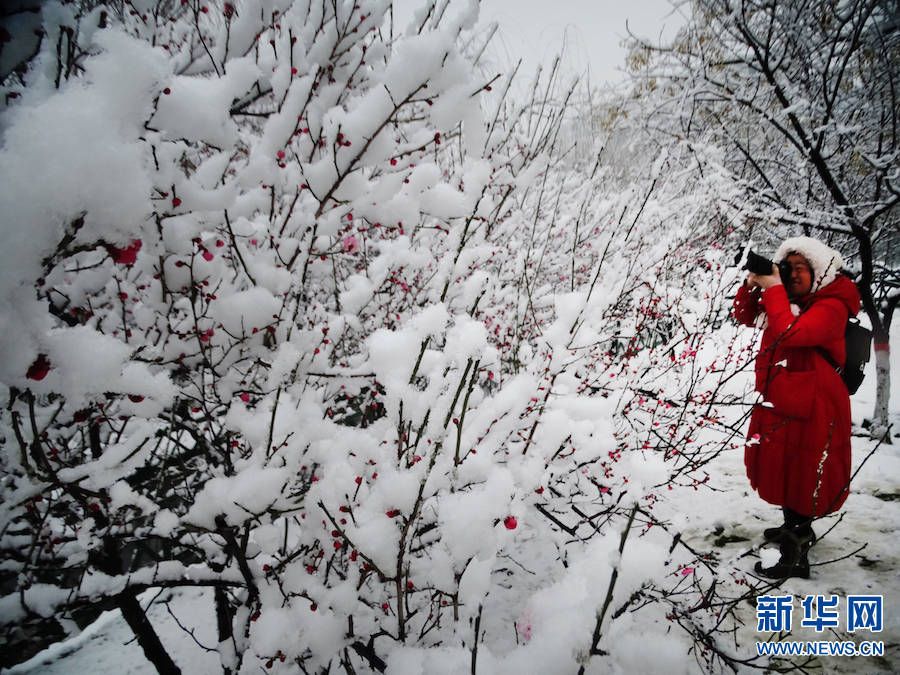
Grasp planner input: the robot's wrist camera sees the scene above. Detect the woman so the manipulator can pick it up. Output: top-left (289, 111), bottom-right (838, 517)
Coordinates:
top-left (733, 236), bottom-right (860, 579)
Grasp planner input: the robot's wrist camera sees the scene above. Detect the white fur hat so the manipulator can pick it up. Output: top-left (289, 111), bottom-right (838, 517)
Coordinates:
top-left (773, 236), bottom-right (844, 293)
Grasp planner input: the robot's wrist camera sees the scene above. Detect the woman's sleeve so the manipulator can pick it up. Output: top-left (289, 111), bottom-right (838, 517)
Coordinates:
top-left (761, 285), bottom-right (846, 347)
top-left (732, 283), bottom-right (762, 326)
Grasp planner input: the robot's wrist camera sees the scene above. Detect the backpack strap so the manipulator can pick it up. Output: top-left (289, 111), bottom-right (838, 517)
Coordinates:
top-left (797, 295), bottom-right (846, 377)
top-left (815, 346), bottom-right (843, 376)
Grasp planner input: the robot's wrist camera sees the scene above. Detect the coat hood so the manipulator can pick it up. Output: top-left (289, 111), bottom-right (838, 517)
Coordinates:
top-left (774, 236), bottom-right (844, 294)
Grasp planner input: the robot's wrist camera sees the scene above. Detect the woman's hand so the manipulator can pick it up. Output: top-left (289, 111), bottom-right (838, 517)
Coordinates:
top-left (746, 264), bottom-right (782, 290)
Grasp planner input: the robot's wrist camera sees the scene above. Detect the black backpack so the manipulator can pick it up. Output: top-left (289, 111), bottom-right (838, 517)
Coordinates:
top-left (816, 318), bottom-right (872, 394)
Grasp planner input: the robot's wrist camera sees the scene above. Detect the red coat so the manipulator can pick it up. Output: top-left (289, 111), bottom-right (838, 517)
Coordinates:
top-left (733, 276), bottom-right (860, 516)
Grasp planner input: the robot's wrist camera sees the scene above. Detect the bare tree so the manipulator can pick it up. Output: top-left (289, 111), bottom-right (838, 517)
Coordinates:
top-left (636, 0), bottom-right (899, 439)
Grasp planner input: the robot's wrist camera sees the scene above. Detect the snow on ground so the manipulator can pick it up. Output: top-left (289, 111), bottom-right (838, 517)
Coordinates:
top-left (4, 587), bottom-right (219, 674)
top-left (6, 328), bottom-right (899, 675)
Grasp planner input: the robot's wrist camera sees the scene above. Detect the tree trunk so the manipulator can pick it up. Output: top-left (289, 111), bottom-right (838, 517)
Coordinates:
top-left (118, 588), bottom-right (181, 675)
top-left (215, 586), bottom-right (238, 675)
top-left (872, 342), bottom-right (892, 444)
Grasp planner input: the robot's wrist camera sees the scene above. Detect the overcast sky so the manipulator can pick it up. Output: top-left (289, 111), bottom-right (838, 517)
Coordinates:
top-left (395, 0), bottom-right (688, 88)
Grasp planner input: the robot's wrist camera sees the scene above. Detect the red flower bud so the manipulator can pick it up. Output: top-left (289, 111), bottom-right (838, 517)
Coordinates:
top-left (107, 239), bottom-right (142, 264)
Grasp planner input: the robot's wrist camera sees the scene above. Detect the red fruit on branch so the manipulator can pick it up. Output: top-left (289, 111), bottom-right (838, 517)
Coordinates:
top-left (503, 516), bottom-right (517, 530)
top-left (26, 354), bottom-right (50, 381)
top-left (172, 197), bottom-right (182, 207)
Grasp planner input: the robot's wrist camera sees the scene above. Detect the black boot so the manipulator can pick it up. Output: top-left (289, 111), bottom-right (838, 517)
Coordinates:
top-left (755, 530), bottom-right (813, 579)
top-left (763, 508), bottom-right (816, 544)
top-left (762, 522), bottom-right (789, 542)
top-left (763, 523), bottom-right (817, 544)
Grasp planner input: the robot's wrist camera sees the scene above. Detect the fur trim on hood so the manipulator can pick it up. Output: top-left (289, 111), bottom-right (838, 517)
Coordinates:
top-left (773, 236), bottom-right (844, 294)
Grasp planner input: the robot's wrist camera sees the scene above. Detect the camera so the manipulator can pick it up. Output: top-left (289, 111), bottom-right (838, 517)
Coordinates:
top-left (741, 250), bottom-right (792, 286)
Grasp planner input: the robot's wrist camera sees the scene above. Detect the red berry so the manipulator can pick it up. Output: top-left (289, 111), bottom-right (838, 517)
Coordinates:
top-left (163, 87), bottom-right (171, 95)
top-left (26, 354), bottom-right (51, 381)
top-left (172, 197), bottom-right (182, 207)
top-left (504, 516), bottom-right (517, 530)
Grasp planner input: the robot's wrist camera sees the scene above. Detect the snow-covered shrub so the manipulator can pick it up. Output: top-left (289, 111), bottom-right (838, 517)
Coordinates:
top-left (1, 1), bottom-right (779, 673)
